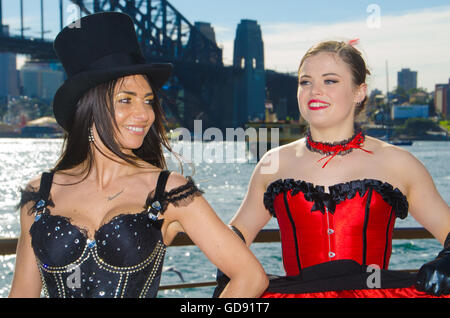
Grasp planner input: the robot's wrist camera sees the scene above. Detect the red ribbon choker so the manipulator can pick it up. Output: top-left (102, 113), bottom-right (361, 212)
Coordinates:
top-left (306, 128), bottom-right (373, 168)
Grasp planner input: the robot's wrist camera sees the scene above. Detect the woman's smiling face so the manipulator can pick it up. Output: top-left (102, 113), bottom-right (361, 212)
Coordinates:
top-left (112, 74), bottom-right (156, 151)
top-left (297, 51), bottom-right (366, 129)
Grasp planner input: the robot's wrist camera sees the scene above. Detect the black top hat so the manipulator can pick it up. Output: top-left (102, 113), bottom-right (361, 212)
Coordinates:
top-left (52, 11), bottom-right (173, 131)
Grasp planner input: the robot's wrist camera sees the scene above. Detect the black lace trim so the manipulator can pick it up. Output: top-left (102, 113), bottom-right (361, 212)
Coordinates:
top-left (19, 177), bottom-right (203, 217)
top-left (263, 179), bottom-right (408, 219)
top-left (144, 176), bottom-right (204, 214)
top-left (18, 186), bottom-right (55, 215)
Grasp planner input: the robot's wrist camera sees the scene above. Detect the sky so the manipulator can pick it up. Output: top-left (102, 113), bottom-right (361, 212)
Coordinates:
top-left (168, 0), bottom-right (450, 94)
top-left (2, 0), bottom-right (450, 93)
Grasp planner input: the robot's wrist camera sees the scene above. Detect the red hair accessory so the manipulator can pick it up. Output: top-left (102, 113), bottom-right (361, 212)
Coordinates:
top-left (348, 38), bottom-right (360, 46)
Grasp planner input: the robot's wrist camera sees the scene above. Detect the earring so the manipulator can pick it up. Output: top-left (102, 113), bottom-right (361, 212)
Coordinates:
top-left (88, 127), bottom-right (94, 142)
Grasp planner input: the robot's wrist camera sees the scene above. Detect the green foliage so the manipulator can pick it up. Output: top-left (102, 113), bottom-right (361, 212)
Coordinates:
top-left (440, 120), bottom-right (450, 131)
top-left (398, 118), bottom-right (440, 136)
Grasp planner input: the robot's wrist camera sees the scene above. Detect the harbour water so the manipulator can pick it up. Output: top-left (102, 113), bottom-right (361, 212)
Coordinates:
top-left (0, 138), bottom-right (449, 298)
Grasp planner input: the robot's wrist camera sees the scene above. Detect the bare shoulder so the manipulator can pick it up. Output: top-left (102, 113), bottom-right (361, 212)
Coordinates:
top-left (255, 138), bottom-right (306, 186)
top-left (25, 173), bottom-right (43, 191)
top-left (268, 137), bottom-right (306, 158)
top-left (52, 166), bottom-right (89, 185)
top-left (165, 171), bottom-right (194, 191)
top-left (367, 137), bottom-right (422, 169)
top-left (366, 136), bottom-right (431, 189)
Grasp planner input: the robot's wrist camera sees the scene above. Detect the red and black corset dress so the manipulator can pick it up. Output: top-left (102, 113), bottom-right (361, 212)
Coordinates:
top-left (261, 178), bottom-right (449, 298)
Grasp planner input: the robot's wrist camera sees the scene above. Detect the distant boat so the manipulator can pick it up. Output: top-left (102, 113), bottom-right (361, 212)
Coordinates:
top-left (389, 139), bottom-right (413, 146)
top-left (379, 135), bottom-right (413, 146)
top-left (20, 117), bottom-right (64, 138)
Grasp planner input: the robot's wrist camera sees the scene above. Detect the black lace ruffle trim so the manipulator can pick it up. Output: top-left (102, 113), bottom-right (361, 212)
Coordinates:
top-left (263, 179), bottom-right (408, 219)
top-left (144, 176), bottom-right (204, 214)
top-left (18, 177), bottom-right (204, 217)
top-left (18, 186), bottom-right (55, 215)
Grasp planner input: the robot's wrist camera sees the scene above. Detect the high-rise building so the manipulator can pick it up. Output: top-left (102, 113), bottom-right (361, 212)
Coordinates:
top-left (0, 53), bottom-right (19, 98)
top-left (194, 22), bottom-right (216, 43)
top-left (397, 68), bottom-right (417, 92)
top-left (0, 25), bottom-right (19, 101)
top-left (20, 62), bottom-right (65, 101)
top-left (233, 19), bottom-right (265, 126)
top-left (435, 79), bottom-right (450, 118)
top-left (186, 21), bottom-right (221, 65)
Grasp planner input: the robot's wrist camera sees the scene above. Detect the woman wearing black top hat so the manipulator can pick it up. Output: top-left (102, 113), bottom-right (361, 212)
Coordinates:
top-left (9, 12), bottom-right (268, 298)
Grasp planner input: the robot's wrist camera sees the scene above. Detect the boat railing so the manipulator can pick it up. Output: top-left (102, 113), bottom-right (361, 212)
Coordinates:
top-left (0, 227), bottom-right (435, 291)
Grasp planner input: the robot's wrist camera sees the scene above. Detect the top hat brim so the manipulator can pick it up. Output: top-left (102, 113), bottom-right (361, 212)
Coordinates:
top-left (52, 62), bottom-right (173, 131)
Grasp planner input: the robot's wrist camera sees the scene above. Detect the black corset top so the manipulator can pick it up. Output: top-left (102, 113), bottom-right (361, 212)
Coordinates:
top-left (20, 170), bottom-right (203, 298)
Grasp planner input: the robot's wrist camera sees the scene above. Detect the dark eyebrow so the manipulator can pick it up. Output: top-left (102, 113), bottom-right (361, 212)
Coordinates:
top-left (116, 91), bottom-right (154, 97)
top-left (322, 73), bottom-right (341, 77)
top-left (299, 73), bottom-right (341, 79)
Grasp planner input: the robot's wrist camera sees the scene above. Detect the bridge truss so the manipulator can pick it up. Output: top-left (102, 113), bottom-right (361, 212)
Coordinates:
top-left (0, 0), bottom-right (241, 130)
top-left (69, 0), bottom-right (233, 129)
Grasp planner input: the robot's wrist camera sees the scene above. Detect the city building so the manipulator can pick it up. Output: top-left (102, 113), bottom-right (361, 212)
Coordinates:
top-left (233, 19), bottom-right (265, 126)
top-left (19, 62), bottom-right (65, 101)
top-left (391, 104), bottom-right (429, 121)
top-left (0, 25), bottom-right (19, 102)
top-left (186, 21), bottom-right (221, 65)
top-left (435, 79), bottom-right (450, 118)
top-left (194, 22), bottom-right (216, 43)
top-left (409, 91), bottom-right (429, 105)
top-left (0, 52), bottom-right (19, 98)
top-left (397, 68), bottom-right (417, 92)
top-left (368, 88), bottom-right (384, 108)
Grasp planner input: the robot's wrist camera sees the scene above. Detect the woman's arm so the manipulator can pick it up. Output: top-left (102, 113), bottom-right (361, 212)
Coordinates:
top-left (9, 200), bottom-right (43, 297)
top-left (163, 173), bottom-right (269, 298)
top-left (229, 151), bottom-right (277, 246)
top-left (398, 150), bottom-right (450, 244)
top-left (394, 149), bottom-right (450, 296)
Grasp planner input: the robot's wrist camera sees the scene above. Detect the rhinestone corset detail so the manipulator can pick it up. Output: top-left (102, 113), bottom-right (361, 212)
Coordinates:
top-left (30, 210), bottom-right (166, 298)
top-left (23, 170), bottom-right (203, 298)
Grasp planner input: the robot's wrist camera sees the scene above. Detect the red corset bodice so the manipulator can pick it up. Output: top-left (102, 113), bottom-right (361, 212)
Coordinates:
top-left (264, 179), bottom-right (409, 276)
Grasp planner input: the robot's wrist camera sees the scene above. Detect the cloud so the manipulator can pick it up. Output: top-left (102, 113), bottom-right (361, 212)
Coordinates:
top-left (213, 24), bottom-right (234, 35)
top-left (220, 5), bottom-right (450, 92)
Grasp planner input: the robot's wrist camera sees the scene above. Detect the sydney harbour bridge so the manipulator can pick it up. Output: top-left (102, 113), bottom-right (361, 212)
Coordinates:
top-left (0, 0), bottom-right (298, 131)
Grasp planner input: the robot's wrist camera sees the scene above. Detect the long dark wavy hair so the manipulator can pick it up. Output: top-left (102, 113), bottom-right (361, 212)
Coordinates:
top-left (19, 75), bottom-right (179, 213)
top-left (54, 75), bottom-right (173, 179)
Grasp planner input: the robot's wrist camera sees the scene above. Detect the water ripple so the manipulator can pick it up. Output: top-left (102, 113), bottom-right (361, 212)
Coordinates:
top-left (0, 139), bottom-right (448, 297)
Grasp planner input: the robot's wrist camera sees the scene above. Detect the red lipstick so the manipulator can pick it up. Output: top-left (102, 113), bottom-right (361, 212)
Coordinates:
top-left (308, 99), bottom-right (330, 110)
